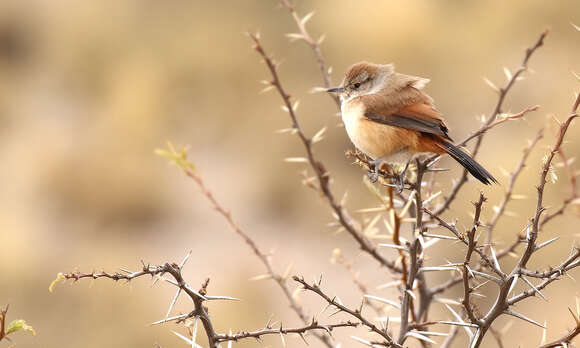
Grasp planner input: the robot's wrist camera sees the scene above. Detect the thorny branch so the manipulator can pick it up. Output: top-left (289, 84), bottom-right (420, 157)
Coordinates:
top-left (215, 320), bottom-right (357, 344)
top-left (178, 154), bottom-right (335, 347)
top-left (279, 0), bottom-right (340, 108)
top-left (431, 30), bottom-right (548, 216)
top-left (486, 128), bottom-right (544, 242)
top-left (54, 5), bottom-right (580, 347)
top-left (249, 32), bottom-right (401, 273)
top-left (0, 305), bottom-right (7, 342)
top-left (462, 193), bottom-right (487, 326)
top-left (58, 257), bottom-right (355, 348)
top-left (466, 91), bottom-right (580, 348)
top-left (60, 260), bottom-right (221, 348)
top-left (293, 276), bottom-right (402, 347)
top-left (252, 16), bottom-right (578, 348)
top-left (538, 309), bottom-right (580, 348)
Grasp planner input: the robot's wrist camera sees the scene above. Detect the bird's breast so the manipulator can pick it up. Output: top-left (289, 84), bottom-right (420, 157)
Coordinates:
top-left (341, 100), bottom-right (365, 146)
top-left (341, 99), bottom-right (417, 162)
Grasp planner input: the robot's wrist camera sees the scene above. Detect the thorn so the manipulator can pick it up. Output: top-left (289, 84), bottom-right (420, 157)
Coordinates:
top-left (507, 274), bottom-right (519, 296)
top-left (165, 288), bottom-right (182, 319)
top-left (569, 307), bottom-right (580, 326)
top-left (535, 237), bottom-right (560, 251)
top-left (283, 157), bottom-right (309, 163)
top-left (285, 33), bottom-right (305, 42)
top-left (540, 321), bottom-right (547, 345)
top-left (405, 331), bottom-right (436, 344)
top-left (443, 304), bottom-right (474, 338)
top-left (521, 276), bottom-right (547, 301)
top-left (301, 11), bottom-right (315, 26)
top-left (311, 126), bottom-right (327, 144)
top-left (279, 331), bottom-right (286, 348)
top-left (482, 77), bottom-right (500, 93)
top-left (470, 270), bottom-right (502, 283)
top-left (419, 266), bottom-right (457, 273)
top-left (204, 295), bottom-right (240, 301)
top-left (363, 294), bottom-right (401, 309)
top-left (503, 67), bottom-right (513, 81)
top-left (504, 309), bottom-right (545, 329)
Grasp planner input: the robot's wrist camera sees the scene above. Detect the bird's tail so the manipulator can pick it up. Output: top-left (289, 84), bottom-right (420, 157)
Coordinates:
top-left (437, 140), bottom-right (497, 185)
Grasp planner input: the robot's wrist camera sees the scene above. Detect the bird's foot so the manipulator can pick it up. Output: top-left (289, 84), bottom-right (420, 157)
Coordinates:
top-left (394, 160), bottom-right (411, 193)
top-left (368, 157), bottom-right (386, 183)
top-left (380, 160), bottom-right (410, 192)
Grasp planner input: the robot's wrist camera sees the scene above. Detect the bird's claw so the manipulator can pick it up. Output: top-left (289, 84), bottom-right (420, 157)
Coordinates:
top-left (368, 171), bottom-right (379, 183)
top-left (368, 159), bottom-right (410, 193)
top-left (368, 157), bottom-right (385, 183)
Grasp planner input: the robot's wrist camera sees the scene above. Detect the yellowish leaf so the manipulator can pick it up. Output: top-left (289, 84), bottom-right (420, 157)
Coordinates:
top-left (49, 272), bottom-right (66, 293)
top-left (6, 319), bottom-right (36, 336)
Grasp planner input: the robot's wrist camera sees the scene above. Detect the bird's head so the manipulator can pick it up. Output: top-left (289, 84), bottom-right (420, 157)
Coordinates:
top-left (327, 62), bottom-right (394, 102)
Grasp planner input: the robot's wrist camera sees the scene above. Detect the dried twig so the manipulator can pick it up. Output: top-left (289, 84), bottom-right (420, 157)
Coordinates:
top-left (279, 0), bottom-right (340, 108)
top-left (0, 305), bottom-right (7, 342)
top-left (462, 193), bottom-right (487, 325)
top-left (215, 320), bottom-right (357, 343)
top-left (465, 91), bottom-right (580, 348)
top-left (486, 129), bottom-right (544, 243)
top-left (250, 33), bottom-right (401, 273)
top-left (432, 31), bottom-right (548, 215)
top-left (58, 257), bottom-right (352, 348)
top-left (538, 310), bottom-right (580, 348)
top-left (293, 275), bottom-right (402, 347)
top-left (158, 154), bottom-right (336, 347)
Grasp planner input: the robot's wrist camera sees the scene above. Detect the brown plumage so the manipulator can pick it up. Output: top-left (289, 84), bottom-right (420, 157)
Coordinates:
top-left (328, 61), bottom-right (497, 185)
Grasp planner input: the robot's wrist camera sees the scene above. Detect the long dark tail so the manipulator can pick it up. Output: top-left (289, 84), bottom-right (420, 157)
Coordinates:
top-left (437, 141), bottom-right (498, 185)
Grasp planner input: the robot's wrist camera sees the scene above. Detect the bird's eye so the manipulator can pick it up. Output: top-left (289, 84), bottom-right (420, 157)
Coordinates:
top-left (353, 82), bottom-right (361, 89)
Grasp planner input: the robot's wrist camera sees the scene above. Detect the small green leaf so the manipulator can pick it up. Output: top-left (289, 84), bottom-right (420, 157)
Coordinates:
top-left (49, 272), bottom-right (66, 293)
top-left (155, 141), bottom-right (195, 172)
top-left (6, 319), bottom-right (36, 336)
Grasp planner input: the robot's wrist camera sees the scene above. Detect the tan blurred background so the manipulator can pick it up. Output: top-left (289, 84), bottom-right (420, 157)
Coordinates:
top-left (0, 1), bottom-right (579, 347)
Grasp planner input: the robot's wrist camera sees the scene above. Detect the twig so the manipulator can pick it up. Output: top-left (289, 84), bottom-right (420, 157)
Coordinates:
top-left (279, 0), bottom-right (340, 108)
top-left (215, 320), bottom-right (358, 343)
top-left (250, 33), bottom-right (401, 273)
top-left (462, 193), bottom-right (487, 326)
top-left (0, 305), bottom-right (7, 342)
top-left (432, 30), bottom-right (548, 215)
top-left (466, 90), bottom-right (580, 348)
top-left (398, 240), bottom-right (421, 345)
top-left (539, 108), bottom-right (580, 229)
top-left (538, 315), bottom-right (580, 348)
top-left (61, 261), bottom-right (219, 347)
top-left (60, 258), bottom-right (355, 348)
top-left (293, 275), bottom-right (402, 347)
top-left (177, 162), bottom-right (333, 347)
top-left (423, 207), bottom-right (504, 278)
top-left (486, 129), bottom-right (544, 238)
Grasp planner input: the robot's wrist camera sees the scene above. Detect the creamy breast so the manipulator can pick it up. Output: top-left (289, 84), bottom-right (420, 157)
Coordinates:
top-left (341, 98), bottom-right (416, 163)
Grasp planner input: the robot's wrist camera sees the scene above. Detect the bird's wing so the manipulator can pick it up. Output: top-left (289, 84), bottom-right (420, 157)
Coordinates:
top-left (364, 102), bottom-right (452, 141)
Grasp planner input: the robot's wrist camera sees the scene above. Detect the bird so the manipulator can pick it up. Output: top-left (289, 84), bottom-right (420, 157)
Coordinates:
top-left (327, 61), bottom-right (497, 188)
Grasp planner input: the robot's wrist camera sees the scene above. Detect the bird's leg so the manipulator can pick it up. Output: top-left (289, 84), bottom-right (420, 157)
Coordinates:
top-left (395, 160), bottom-right (411, 193)
top-left (368, 157), bottom-right (386, 183)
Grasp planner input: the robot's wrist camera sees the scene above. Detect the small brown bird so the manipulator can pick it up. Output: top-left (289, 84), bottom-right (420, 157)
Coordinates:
top-left (327, 62), bottom-right (497, 186)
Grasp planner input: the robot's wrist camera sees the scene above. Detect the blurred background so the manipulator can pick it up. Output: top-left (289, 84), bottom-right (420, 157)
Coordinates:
top-left (0, 1), bottom-right (579, 347)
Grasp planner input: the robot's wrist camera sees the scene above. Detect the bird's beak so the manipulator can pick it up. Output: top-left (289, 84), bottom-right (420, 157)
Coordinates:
top-left (326, 86), bottom-right (345, 93)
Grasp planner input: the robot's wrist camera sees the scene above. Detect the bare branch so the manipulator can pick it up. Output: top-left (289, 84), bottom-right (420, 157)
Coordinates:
top-left (487, 129), bottom-right (544, 237)
top-left (293, 275), bottom-right (401, 347)
top-left (215, 321), bottom-right (358, 343)
top-left (279, 0), bottom-right (340, 107)
top-left (250, 33), bottom-right (401, 273)
top-left (432, 30), bottom-right (548, 215)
